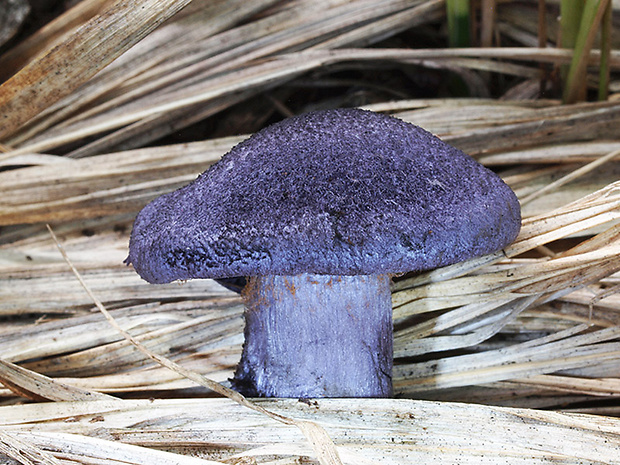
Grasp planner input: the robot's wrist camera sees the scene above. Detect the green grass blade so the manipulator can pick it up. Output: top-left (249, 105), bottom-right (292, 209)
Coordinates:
top-left (562, 0), bottom-right (611, 103)
top-left (559, 0), bottom-right (584, 49)
top-left (446, 0), bottom-right (470, 47)
top-left (597, 0), bottom-right (612, 101)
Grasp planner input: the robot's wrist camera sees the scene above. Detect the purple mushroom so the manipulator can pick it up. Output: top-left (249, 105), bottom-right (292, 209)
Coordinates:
top-left (126, 108), bottom-right (521, 398)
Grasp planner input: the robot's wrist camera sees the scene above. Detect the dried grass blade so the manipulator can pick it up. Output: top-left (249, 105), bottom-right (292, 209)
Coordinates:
top-left (0, 0), bottom-right (193, 141)
top-left (6, 431), bottom-right (228, 465)
top-left (0, 358), bottom-right (115, 402)
top-left (395, 231), bottom-right (620, 326)
top-left (8, 0), bottom-right (274, 149)
top-left (0, 430), bottom-right (62, 465)
top-left (520, 147), bottom-right (620, 205)
top-left (3, 398), bottom-right (620, 464)
top-left (395, 326), bottom-right (620, 392)
top-left (295, 420), bottom-right (346, 465)
top-left (394, 296), bottom-right (536, 357)
top-left (517, 374), bottom-right (620, 396)
top-left (7, 48), bottom-right (619, 157)
top-left (316, 0), bottom-right (444, 49)
top-left (64, 95), bottom-right (248, 158)
top-left (508, 181), bottom-right (620, 256)
top-left (478, 141), bottom-right (620, 166)
top-left (0, 0), bottom-right (109, 81)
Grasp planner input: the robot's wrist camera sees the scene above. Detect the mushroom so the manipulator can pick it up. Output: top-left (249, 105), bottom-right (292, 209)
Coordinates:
top-left (126, 108), bottom-right (521, 398)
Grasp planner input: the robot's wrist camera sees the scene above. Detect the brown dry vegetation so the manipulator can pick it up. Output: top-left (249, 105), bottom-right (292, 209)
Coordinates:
top-left (1, 1), bottom-right (620, 464)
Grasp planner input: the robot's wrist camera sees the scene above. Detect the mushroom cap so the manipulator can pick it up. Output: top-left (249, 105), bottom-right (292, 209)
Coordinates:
top-left (127, 108), bottom-right (521, 284)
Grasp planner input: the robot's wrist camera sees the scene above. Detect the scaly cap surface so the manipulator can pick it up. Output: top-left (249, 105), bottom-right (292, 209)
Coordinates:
top-left (127, 109), bottom-right (521, 283)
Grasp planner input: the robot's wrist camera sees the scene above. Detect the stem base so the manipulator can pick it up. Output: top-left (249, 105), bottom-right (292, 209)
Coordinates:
top-left (233, 273), bottom-right (393, 398)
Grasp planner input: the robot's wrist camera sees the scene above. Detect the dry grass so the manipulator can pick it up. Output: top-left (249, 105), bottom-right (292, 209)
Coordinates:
top-left (1, 0), bottom-right (620, 464)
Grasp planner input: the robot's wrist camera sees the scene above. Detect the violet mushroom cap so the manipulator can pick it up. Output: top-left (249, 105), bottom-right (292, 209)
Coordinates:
top-left (126, 108), bottom-right (521, 398)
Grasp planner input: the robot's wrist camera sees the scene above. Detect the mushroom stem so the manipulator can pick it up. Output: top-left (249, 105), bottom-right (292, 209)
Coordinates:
top-left (233, 273), bottom-right (393, 398)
